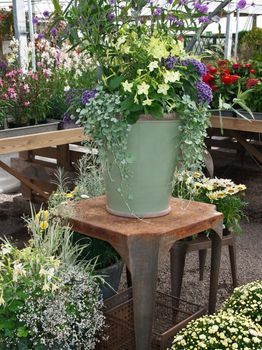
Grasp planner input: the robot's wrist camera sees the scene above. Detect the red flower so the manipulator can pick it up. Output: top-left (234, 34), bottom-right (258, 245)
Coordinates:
top-left (202, 74), bottom-right (213, 84)
top-left (211, 84), bottom-right (218, 91)
top-left (249, 69), bottom-right (256, 74)
top-left (218, 59), bottom-right (228, 66)
top-left (247, 78), bottom-right (259, 89)
top-left (222, 74), bottom-right (239, 85)
top-left (221, 68), bottom-right (231, 75)
top-left (245, 63), bottom-right (252, 68)
top-left (232, 63), bottom-right (241, 69)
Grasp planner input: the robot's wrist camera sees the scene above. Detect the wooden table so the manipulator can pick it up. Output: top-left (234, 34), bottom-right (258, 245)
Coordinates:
top-left (210, 116), bottom-right (262, 163)
top-left (59, 196), bottom-right (223, 350)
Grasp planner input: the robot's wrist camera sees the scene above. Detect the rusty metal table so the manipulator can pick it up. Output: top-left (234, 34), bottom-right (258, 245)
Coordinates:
top-left (59, 196), bottom-right (223, 350)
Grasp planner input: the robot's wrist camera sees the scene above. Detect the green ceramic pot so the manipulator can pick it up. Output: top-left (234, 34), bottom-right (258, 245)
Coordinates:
top-left (104, 114), bottom-right (180, 218)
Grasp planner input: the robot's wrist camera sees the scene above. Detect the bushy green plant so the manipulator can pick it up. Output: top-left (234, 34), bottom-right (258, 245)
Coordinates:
top-left (239, 28), bottom-right (262, 62)
top-left (222, 280), bottom-right (262, 326)
top-left (173, 171), bottom-right (247, 233)
top-left (172, 312), bottom-right (262, 349)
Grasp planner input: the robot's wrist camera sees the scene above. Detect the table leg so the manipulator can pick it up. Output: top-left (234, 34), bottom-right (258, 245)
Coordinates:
top-left (127, 236), bottom-right (160, 350)
top-left (209, 224), bottom-right (223, 314)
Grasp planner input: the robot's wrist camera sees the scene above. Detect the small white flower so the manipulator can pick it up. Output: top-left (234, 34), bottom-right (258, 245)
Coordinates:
top-left (137, 82), bottom-right (150, 95)
top-left (163, 70), bottom-right (181, 83)
top-left (148, 61), bottom-right (158, 72)
top-left (157, 83), bottom-right (170, 95)
top-left (122, 80), bottom-right (133, 92)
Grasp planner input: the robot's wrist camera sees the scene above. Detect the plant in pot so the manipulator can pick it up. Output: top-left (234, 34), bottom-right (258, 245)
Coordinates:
top-left (203, 59), bottom-right (262, 118)
top-left (173, 170), bottom-right (247, 237)
top-left (54, 0), bottom-right (216, 218)
top-left (0, 231), bottom-right (105, 349)
top-left (48, 157), bottom-right (123, 299)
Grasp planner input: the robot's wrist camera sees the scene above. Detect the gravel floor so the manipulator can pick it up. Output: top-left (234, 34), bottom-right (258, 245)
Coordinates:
top-left (0, 151), bottom-right (261, 311)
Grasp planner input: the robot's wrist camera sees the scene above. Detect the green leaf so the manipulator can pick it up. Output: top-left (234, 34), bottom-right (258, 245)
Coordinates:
top-left (109, 76), bottom-right (124, 90)
top-left (127, 112), bottom-right (140, 124)
top-left (148, 103), bottom-right (163, 119)
top-left (51, 0), bottom-right (63, 15)
top-left (17, 326), bottom-right (29, 338)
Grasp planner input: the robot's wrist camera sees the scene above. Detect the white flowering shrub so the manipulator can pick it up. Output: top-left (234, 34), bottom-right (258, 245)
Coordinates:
top-left (0, 241), bottom-right (104, 349)
top-left (19, 265), bottom-right (104, 349)
top-left (172, 312), bottom-right (262, 349)
top-left (222, 280), bottom-right (262, 326)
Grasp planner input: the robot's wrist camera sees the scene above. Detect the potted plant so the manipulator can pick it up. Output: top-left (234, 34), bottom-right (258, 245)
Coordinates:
top-left (0, 237), bottom-right (105, 349)
top-left (203, 59), bottom-right (262, 119)
top-left (171, 311), bottom-right (262, 349)
top-left (172, 170), bottom-right (247, 236)
top-left (54, 0), bottom-right (215, 218)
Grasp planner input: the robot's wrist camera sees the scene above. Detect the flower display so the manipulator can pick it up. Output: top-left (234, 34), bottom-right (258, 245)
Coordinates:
top-left (173, 171), bottom-right (247, 233)
top-left (49, 0), bottom-right (234, 171)
top-left (172, 312), bottom-right (262, 349)
top-left (222, 280), bottom-right (262, 326)
top-left (203, 59), bottom-right (262, 112)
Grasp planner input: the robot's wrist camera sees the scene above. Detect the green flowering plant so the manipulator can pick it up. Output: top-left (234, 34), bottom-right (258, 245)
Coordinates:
top-left (172, 312), bottom-right (262, 349)
top-left (222, 280), bottom-right (262, 326)
top-left (173, 171), bottom-right (247, 233)
top-left (53, 0), bottom-right (218, 171)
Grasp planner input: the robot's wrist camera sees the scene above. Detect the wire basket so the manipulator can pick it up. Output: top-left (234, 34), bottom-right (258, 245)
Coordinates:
top-left (96, 288), bottom-right (206, 350)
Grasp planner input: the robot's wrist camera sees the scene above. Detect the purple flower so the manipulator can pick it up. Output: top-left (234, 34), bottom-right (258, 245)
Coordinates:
top-left (109, 0), bottom-right (116, 3)
top-left (43, 10), bottom-right (50, 17)
top-left (167, 15), bottom-right (176, 22)
top-left (179, 0), bottom-right (189, 5)
top-left (82, 89), bottom-right (97, 105)
top-left (63, 112), bottom-right (70, 123)
top-left (181, 58), bottom-right (207, 76)
top-left (164, 55), bottom-right (178, 70)
top-left (37, 33), bottom-right (44, 39)
top-left (195, 3), bottom-right (208, 14)
top-left (32, 16), bottom-right (39, 25)
top-left (198, 16), bottom-right (209, 23)
top-left (50, 27), bottom-right (58, 36)
top-left (196, 81), bottom-right (213, 104)
top-left (237, 0), bottom-right (247, 9)
top-left (175, 19), bottom-right (184, 26)
top-left (106, 12), bottom-right (115, 20)
top-left (168, 0), bottom-right (174, 4)
top-left (153, 7), bottom-right (162, 16)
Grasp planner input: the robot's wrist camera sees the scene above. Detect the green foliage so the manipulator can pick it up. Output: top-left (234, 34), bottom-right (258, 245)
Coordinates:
top-left (48, 158), bottom-right (120, 269)
top-left (239, 28), bottom-right (262, 62)
top-left (222, 280), bottom-right (262, 326)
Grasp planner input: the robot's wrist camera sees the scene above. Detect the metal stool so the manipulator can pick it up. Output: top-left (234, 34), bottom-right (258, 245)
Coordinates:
top-left (170, 231), bottom-right (237, 313)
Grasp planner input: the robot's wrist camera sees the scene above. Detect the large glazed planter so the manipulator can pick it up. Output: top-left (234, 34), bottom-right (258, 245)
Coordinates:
top-left (104, 114), bottom-right (180, 218)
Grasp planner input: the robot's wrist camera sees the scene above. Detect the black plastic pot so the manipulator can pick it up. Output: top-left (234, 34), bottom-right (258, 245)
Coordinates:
top-left (97, 260), bottom-right (124, 299)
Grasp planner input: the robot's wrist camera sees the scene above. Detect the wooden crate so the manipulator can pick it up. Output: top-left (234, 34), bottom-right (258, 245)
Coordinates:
top-left (11, 143), bottom-right (88, 203)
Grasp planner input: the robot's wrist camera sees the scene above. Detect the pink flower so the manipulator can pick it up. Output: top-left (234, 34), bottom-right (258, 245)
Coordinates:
top-left (43, 69), bottom-right (50, 77)
top-left (37, 61), bottom-right (44, 67)
top-left (0, 78), bottom-right (3, 88)
top-left (32, 73), bottom-right (38, 80)
top-left (24, 101), bottom-right (30, 107)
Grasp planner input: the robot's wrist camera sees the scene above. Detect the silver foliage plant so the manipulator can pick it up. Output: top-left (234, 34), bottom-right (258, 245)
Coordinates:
top-left (18, 265), bottom-right (104, 350)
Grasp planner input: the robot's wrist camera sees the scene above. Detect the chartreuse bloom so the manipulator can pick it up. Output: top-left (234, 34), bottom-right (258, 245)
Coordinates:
top-left (147, 37), bottom-right (169, 59)
top-left (137, 82), bottom-right (150, 95)
top-left (163, 70), bottom-right (181, 83)
top-left (157, 84), bottom-right (170, 95)
top-left (122, 80), bottom-right (133, 92)
top-left (148, 61), bottom-right (159, 72)
top-left (142, 98), bottom-right (154, 106)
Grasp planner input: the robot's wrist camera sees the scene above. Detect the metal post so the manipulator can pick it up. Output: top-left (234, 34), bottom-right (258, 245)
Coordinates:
top-left (13, 0), bottom-right (28, 70)
top-left (27, 0), bottom-right (36, 71)
top-left (224, 9), bottom-right (234, 59)
top-left (234, 9), bottom-right (240, 60)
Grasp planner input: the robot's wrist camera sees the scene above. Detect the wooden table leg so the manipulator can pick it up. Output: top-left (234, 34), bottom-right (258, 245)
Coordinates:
top-left (209, 222), bottom-right (223, 314)
top-left (126, 236), bottom-right (160, 350)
